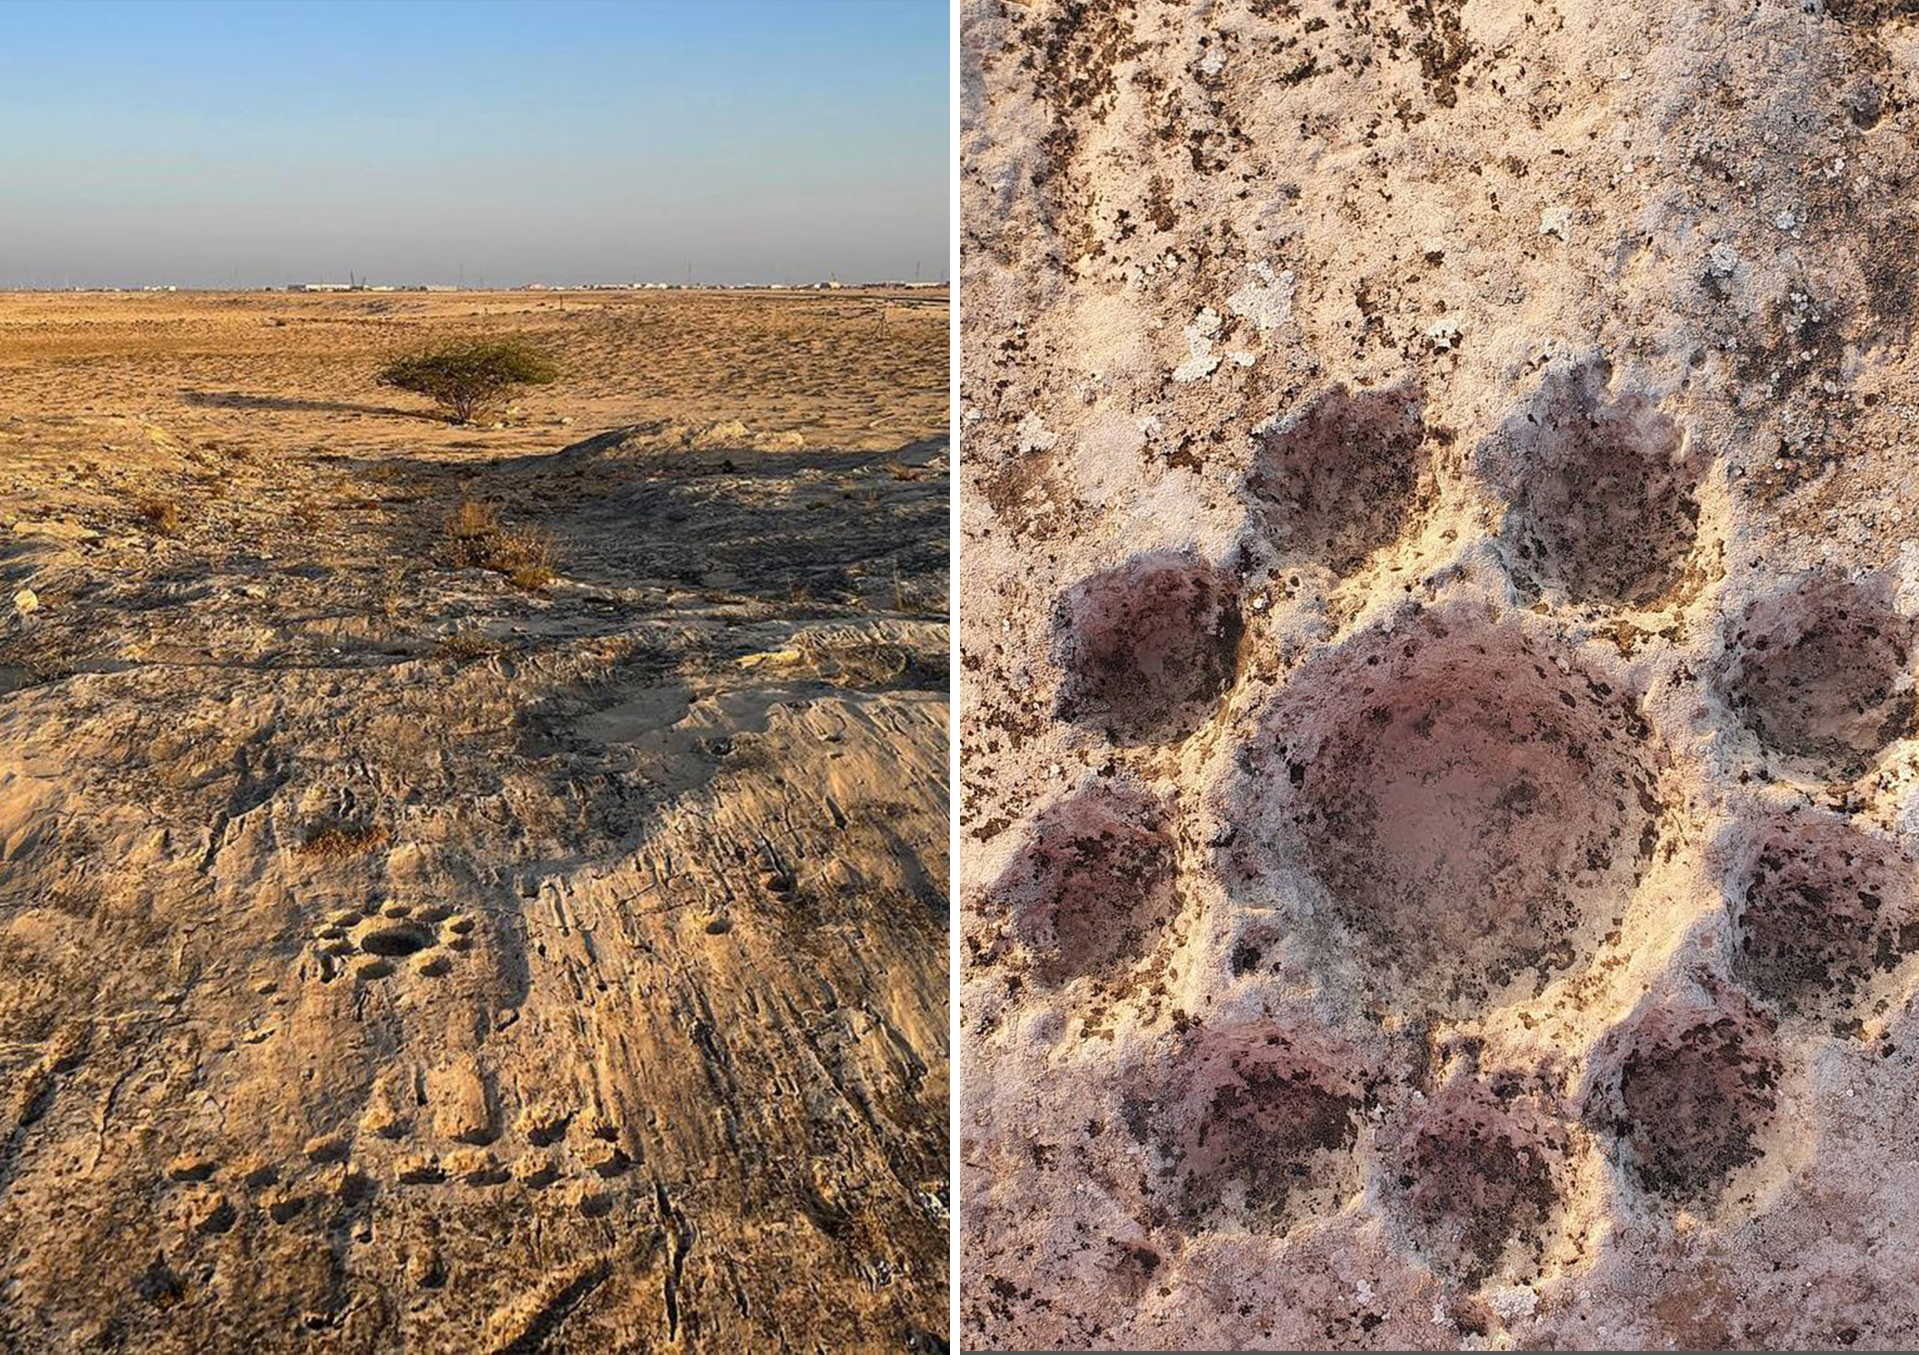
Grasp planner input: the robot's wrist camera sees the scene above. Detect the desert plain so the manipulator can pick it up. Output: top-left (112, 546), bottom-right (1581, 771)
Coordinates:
top-left (0, 287), bottom-right (950, 1351)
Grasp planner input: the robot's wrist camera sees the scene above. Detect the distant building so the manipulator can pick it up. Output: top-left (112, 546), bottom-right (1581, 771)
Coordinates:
top-left (290, 282), bottom-right (353, 292)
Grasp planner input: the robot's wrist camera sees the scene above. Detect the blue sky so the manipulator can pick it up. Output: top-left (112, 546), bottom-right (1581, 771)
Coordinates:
top-left (0, 0), bottom-right (948, 287)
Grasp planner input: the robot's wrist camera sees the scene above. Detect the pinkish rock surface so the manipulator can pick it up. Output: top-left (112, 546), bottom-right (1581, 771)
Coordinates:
top-left (959, 0), bottom-right (1919, 1347)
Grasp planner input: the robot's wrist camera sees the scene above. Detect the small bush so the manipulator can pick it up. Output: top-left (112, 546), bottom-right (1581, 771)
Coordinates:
top-left (507, 562), bottom-right (554, 592)
top-left (492, 528), bottom-right (555, 591)
top-left (139, 499), bottom-right (181, 535)
top-left (446, 497), bottom-right (500, 544)
top-left (442, 499), bottom-right (557, 590)
top-left (437, 628), bottom-right (501, 661)
top-left (379, 338), bottom-right (559, 425)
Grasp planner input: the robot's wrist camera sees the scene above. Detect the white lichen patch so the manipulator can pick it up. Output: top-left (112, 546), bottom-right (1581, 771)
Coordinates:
top-left (1015, 411), bottom-right (1059, 453)
top-left (1172, 306), bottom-right (1224, 383)
top-left (1226, 261), bottom-right (1296, 335)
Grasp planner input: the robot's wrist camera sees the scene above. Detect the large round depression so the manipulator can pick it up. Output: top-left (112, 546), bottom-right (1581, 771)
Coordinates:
top-left (1237, 617), bottom-right (1662, 1018)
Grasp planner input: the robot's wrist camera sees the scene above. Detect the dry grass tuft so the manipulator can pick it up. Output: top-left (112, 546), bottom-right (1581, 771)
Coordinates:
top-left (507, 562), bottom-right (554, 592)
top-left (443, 499), bottom-right (556, 591)
top-left (297, 823), bottom-right (391, 859)
top-left (491, 528), bottom-right (553, 574)
top-left (139, 499), bottom-right (182, 535)
top-left (446, 497), bottom-right (499, 542)
top-left (436, 628), bottom-right (501, 661)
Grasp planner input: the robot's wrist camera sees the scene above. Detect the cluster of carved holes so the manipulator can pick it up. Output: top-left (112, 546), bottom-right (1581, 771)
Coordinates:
top-left (1051, 552), bottom-right (1242, 745)
top-left (1384, 1084), bottom-right (1561, 1284)
top-left (1245, 619), bottom-right (1658, 1018)
top-left (1716, 572), bottom-right (1914, 783)
top-left (1245, 384), bottom-right (1428, 575)
top-left (1139, 1031), bottom-right (1359, 1236)
top-left (1727, 811), bottom-right (1918, 1023)
top-left (989, 783), bottom-right (1176, 983)
top-left (1587, 998), bottom-right (1781, 1209)
top-left (1025, 367), bottom-right (1914, 1263)
top-left (1486, 360), bottom-right (1701, 609)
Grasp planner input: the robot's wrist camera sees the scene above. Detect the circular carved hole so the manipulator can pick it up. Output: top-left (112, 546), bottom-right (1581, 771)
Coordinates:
top-left (1381, 1080), bottom-right (1564, 1284)
top-left (1246, 384), bottom-right (1428, 575)
top-left (357, 924), bottom-right (432, 958)
top-left (1482, 359), bottom-right (1701, 609)
top-left (1726, 810), bottom-right (1918, 1021)
top-left (1052, 552), bottom-right (1241, 745)
top-left (1586, 994), bottom-right (1781, 1209)
top-left (990, 783), bottom-right (1176, 984)
top-left (1228, 614), bottom-right (1661, 1017)
top-left (1134, 1027), bottom-right (1360, 1237)
top-left (1716, 571), bottom-right (1914, 783)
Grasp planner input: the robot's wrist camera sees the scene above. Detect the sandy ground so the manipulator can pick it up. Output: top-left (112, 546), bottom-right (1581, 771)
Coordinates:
top-left (0, 289), bottom-right (950, 1351)
top-left (960, 1), bottom-right (1919, 1349)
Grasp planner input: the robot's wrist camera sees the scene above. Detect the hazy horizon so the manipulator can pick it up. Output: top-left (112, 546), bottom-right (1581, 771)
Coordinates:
top-left (0, 0), bottom-right (948, 289)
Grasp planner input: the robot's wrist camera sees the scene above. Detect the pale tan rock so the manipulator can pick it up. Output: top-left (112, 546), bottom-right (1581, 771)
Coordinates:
top-left (510, 1152), bottom-right (561, 1189)
top-left (395, 1153), bottom-right (445, 1186)
top-left (181, 1188), bottom-right (235, 1236)
top-left (359, 1070), bottom-right (412, 1140)
top-left (302, 1132), bottom-right (347, 1164)
top-left (428, 1063), bottom-right (494, 1145)
top-left (233, 1154), bottom-right (277, 1191)
top-left (0, 287), bottom-right (948, 1351)
top-left (164, 1152), bottom-right (215, 1183)
top-left (443, 1147), bottom-right (503, 1186)
top-left (515, 1100), bottom-right (569, 1145)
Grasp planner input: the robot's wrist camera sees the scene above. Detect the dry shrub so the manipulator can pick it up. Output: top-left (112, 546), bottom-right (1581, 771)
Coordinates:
top-left (140, 499), bottom-right (181, 535)
top-left (447, 497), bottom-right (499, 543)
top-left (491, 528), bottom-right (552, 572)
top-left (442, 499), bottom-right (556, 590)
top-left (507, 562), bottom-right (554, 591)
top-left (437, 628), bottom-right (501, 661)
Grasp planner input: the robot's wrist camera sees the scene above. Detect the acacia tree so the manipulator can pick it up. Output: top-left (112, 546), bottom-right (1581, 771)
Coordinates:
top-left (379, 338), bottom-right (559, 424)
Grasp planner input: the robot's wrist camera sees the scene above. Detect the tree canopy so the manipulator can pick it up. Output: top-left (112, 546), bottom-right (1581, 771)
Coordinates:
top-left (379, 339), bottom-right (559, 424)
